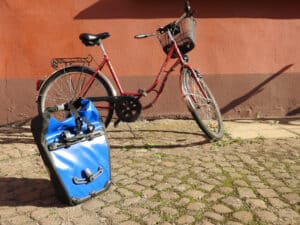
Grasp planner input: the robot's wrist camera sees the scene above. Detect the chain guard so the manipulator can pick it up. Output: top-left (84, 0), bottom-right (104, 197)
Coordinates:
top-left (115, 96), bottom-right (142, 122)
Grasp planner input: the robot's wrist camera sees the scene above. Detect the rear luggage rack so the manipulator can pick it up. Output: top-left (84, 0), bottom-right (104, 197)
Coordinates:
top-left (51, 54), bottom-right (93, 69)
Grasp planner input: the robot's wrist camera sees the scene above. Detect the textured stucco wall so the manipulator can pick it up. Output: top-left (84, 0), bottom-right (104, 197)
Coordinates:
top-left (0, 0), bottom-right (299, 124)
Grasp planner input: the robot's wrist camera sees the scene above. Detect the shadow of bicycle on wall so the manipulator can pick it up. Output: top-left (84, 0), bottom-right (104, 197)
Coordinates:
top-left (220, 64), bottom-right (295, 116)
top-left (74, 0), bottom-right (300, 20)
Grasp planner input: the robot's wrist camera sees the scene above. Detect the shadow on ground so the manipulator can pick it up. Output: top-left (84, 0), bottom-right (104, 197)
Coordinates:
top-left (107, 127), bottom-right (209, 149)
top-left (0, 126), bottom-right (34, 145)
top-left (0, 177), bottom-right (64, 207)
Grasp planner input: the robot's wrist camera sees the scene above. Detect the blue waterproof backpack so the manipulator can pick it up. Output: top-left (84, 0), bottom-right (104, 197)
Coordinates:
top-left (31, 98), bottom-right (111, 205)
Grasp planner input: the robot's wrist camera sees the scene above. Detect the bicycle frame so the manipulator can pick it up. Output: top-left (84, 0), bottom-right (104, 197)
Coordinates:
top-left (79, 31), bottom-right (208, 110)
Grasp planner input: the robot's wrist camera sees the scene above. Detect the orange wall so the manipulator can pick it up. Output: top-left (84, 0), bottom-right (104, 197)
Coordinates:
top-left (0, 0), bottom-right (299, 124)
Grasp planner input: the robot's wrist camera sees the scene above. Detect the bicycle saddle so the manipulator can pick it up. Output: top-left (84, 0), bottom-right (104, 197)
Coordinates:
top-left (79, 32), bottom-right (110, 46)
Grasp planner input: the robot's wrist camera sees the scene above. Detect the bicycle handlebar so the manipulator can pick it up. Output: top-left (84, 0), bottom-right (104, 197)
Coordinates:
top-left (134, 0), bottom-right (193, 38)
top-left (184, 1), bottom-right (192, 16)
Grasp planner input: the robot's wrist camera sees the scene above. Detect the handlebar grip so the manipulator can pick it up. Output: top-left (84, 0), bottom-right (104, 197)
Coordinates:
top-left (134, 33), bottom-right (155, 39)
top-left (135, 34), bottom-right (148, 39)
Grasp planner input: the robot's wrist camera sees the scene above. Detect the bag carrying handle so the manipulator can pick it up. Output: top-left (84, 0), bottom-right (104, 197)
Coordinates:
top-left (46, 98), bottom-right (95, 135)
top-left (73, 167), bottom-right (103, 184)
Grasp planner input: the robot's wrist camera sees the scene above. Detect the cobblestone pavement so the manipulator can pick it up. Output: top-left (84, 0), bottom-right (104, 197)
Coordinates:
top-left (0, 119), bottom-right (299, 225)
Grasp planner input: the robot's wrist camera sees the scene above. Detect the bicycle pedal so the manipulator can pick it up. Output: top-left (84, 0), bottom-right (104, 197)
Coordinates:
top-left (138, 89), bottom-right (147, 97)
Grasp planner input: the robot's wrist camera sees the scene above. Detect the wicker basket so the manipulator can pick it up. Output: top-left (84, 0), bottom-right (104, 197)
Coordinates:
top-left (157, 17), bottom-right (196, 58)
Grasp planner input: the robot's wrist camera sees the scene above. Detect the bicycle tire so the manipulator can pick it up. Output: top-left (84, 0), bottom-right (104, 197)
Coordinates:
top-left (181, 68), bottom-right (224, 140)
top-left (37, 65), bottom-right (115, 127)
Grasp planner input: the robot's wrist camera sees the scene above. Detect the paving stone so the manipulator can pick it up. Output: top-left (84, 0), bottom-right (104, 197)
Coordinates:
top-left (30, 208), bottom-right (51, 220)
top-left (102, 192), bottom-right (122, 203)
top-left (278, 208), bottom-right (300, 220)
top-left (187, 202), bottom-right (205, 211)
top-left (160, 191), bottom-right (180, 200)
top-left (199, 183), bottom-right (215, 192)
top-left (204, 211), bottom-right (224, 222)
top-left (0, 207), bottom-right (17, 218)
top-left (246, 198), bottom-right (267, 209)
top-left (176, 197), bottom-right (190, 206)
top-left (266, 178), bottom-right (285, 187)
top-left (283, 193), bottom-right (300, 204)
top-left (177, 215), bottom-right (195, 224)
top-left (198, 220), bottom-right (215, 225)
top-left (147, 201), bottom-right (160, 209)
top-left (174, 184), bottom-right (190, 192)
top-left (152, 174), bottom-right (164, 181)
top-left (246, 175), bottom-right (261, 182)
top-left (130, 207), bottom-right (150, 217)
top-left (285, 179), bottom-right (299, 189)
top-left (205, 178), bottom-right (222, 185)
top-left (232, 211), bottom-right (253, 223)
top-left (127, 184), bottom-right (146, 192)
top-left (155, 183), bottom-right (172, 191)
top-left (250, 182), bottom-right (269, 188)
top-left (39, 217), bottom-right (64, 225)
top-left (275, 186), bottom-right (293, 194)
top-left (120, 221), bottom-right (140, 225)
top-left (143, 213), bottom-right (161, 225)
top-left (219, 187), bottom-right (234, 194)
top-left (233, 180), bottom-right (248, 187)
top-left (117, 188), bottom-right (135, 197)
top-left (118, 177), bottom-right (137, 185)
top-left (207, 193), bottom-right (224, 202)
top-left (1, 123), bottom-right (300, 225)
top-left (226, 221), bottom-right (243, 225)
top-left (212, 204), bottom-right (232, 214)
top-left (268, 197), bottom-right (289, 208)
top-left (73, 215), bottom-right (108, 225)
top-left (81, 198), bottom-right (105, 211)
top-left (139, 179), bottom-right (156, 187)
top-left (101, 205), bottom-right (120, 217)
top-left (123, 196), bottom-right (142, 206)
top-left (257, 188), bottom-right (279, 198)
top-left (237, 187), bottom-right (256, 198)
top-left (222, 196), bottom-right (244, 209)
top-left (185, 190), bottom-right (205, 200)
top-left (166, 177), bottom-right (181, 185)
top-left (6, 215), bottom-right (35, 225)
top-left (142, 189), bottom-right (158, 199)
top-left (160, 206), bottom-right (178, 216)
top-left (255, 210), bottom-right (278, 223)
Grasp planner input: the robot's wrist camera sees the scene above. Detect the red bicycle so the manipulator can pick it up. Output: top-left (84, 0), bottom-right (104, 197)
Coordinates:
top-left (37, 1), bottom-right (224, 140)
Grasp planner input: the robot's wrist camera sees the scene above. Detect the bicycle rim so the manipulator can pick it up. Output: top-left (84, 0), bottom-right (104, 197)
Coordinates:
top-left (181, 68), bottom-right (224, 140)
top-left (38, 67), bottom-right (114, 127)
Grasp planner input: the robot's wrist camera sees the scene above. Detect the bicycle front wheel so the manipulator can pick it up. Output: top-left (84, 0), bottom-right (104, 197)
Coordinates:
top-left (37, 66), bottom-right (115, 127)
top-left (181, 68), bottom-right (224, 140)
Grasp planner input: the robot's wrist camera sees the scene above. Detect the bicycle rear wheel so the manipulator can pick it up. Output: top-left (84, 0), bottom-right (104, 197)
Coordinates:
top-left (37, 65), bottom-right (115, 127)
top-left (181, 68), bottom-right (224, 140)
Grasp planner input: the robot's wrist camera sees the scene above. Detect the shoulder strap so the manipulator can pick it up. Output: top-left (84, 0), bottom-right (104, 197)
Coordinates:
top-left (67, 101), bottom-right (82, 135)
top-left (67, 99), bottom-right (95, 135)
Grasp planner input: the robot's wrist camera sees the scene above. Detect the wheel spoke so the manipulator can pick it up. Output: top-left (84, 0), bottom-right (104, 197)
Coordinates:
top-left (38, 67), bottom-right (114, 127)
top-left (182, 68), bottom-right (223, 139)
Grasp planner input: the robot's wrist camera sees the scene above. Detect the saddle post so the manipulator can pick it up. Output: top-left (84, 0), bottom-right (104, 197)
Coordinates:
top-left (98, 41), bottom-right (108, 57)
